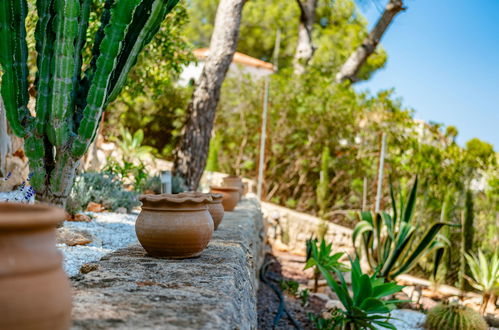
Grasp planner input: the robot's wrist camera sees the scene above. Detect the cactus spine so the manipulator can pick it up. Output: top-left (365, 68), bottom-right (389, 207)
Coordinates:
top-left (425, 302), bottom-right (488, 330)
top-left (0, 0), bottom-right (180, 206)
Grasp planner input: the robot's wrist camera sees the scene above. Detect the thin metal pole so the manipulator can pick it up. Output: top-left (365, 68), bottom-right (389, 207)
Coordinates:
top-left (257, 76), bottom-right (270, 200)
top-left (375, 133), bottom-right (387, 212)
top-left (362, 176), bottom-right (368, 211)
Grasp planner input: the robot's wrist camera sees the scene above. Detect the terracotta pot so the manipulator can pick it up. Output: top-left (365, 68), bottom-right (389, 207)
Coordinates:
top-left (207, 193), bottom-right (224, 230)
top-left (136, 194), bottom-right (214, 258)
top-left (177, 192), bottom-right (225, 230)
top-left (0, 202), bottom-right (72, 330)
top-left (210, 186), bottom-right (240, 211)
top-left (222, 175), bottom-right (244, 200)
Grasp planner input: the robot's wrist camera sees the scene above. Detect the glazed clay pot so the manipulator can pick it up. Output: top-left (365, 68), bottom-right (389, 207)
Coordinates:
top-left (178, 192), bottom-right (225, 230)
top-left (210, 186), bottom-right (240, 211)
top-left (222, 175), bottom-right (244, 200)
top-left (136, 194), bottom-right (214, 258)
top-left (0, 203), bottom-right (72, 330)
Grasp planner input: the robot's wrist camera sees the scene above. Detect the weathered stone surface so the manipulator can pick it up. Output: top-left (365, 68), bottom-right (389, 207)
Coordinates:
top-left (71, 198), bottom-right (264, 330)
top-left (57, 228), bottom-right (93, 246)
top-left (262, 202), bottom-right (353, 255)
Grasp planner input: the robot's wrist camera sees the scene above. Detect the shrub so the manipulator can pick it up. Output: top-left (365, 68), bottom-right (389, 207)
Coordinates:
top-left (425, 302), bottom-right (488, 330)
top-left (315, 257), bottom-right (405, 329)
top-left (66, 172), bottom-right (140, 215)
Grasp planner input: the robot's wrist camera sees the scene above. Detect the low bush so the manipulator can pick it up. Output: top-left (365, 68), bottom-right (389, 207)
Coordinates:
top-left (66, 172), bottom-right (140, 215)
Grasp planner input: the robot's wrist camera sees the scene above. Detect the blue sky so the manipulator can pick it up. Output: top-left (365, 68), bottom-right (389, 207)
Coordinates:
top-left (355, 0), bottom-right (499, 149)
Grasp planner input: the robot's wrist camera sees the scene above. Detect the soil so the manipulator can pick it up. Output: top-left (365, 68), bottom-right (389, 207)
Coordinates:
top-left (257, 252), bottom-right (326, 329)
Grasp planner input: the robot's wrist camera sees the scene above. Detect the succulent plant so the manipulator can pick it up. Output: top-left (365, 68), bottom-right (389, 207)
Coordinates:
top-left (0, 0), bottom-right (180, 206)
top-left (353, 176), bottom-right (452, 280)
top-left (425, 302), bottom-right (488, 330)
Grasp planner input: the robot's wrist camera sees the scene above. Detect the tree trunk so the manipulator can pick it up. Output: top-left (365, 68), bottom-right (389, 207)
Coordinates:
top-left (0, 96), bottom-right (11, 176)
top-left (293, 0), bottom-right (318, 75)
top-left (173, 0), bottom-right (247, 190)
top-left (335, 0), bottom-right (404, 83)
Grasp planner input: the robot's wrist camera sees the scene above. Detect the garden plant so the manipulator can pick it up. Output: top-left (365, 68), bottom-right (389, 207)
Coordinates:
top-left (464, 250), bottom-right (499, 314)
top-left (0, 0), bottom-right (180, 206)
top-left (313, 257), bottom-right (405, 329)
top-left (353, 177), bottom-right (451, 280)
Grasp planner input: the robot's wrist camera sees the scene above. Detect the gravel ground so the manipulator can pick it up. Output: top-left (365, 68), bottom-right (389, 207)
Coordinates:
top-left (58, 212), bottom-right (138, 277)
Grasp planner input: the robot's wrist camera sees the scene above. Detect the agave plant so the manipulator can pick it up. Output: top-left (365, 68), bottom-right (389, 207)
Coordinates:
top-left (0, 0), bottom-right (179, 206)
top-left (353, 177), bottom-right (451, 280)
top-left (305, 238), bottom-right (348, 292)
top-left (317, 257), bottom-right (405, 329)
top-left (464, 250), bottom-right (499, 314)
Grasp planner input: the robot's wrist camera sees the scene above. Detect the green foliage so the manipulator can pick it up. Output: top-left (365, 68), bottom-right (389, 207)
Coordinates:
top-left (142, 175), bottom-right (162, 194)
top-left (114, 128), bottom-right (154, 163)
top-left (315, 257), bottom-right (405, 329)
top-left (66, 172), bottom-right (140, 215)
top-left (424, 302), bottom-right (488, 330)
top-left (305, 238), bottom-right (347, 292)
top-left (0, 0), bottom-right (181, 199)
top-left (353, 177), bottom-right (451, 280)
top-left (104, 159), bottom-right (148, 192)
top-left (464, 250), bottom-right (499, 312)
top-left (279, 280), bottom-right (299, 295)
top-left (205, 134), bottom-right (221, 172)
top-left (316, 146), bottom-right (331, 217)
top-left (184, 0), bottom-right (386, 77)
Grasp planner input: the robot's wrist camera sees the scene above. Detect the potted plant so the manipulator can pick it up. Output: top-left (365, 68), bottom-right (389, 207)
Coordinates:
top-left (136, 194), bottom-right (214, 258)
top-left (0, 202), bottom-right (72, 329)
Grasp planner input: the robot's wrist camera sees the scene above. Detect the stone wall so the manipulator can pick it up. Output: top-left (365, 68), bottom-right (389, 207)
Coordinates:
top-left (261, 201), bottom-right (354, 256)
top-left (71, 198), bottom-right (264, 330)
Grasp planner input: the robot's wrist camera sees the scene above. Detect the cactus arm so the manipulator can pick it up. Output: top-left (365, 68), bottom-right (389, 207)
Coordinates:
top-left (34, 0), bottom-right (55, 136)
top-left (84, 0), bottom-right (114, 82)
top-left (72, 0), bottom-right (92, 98)
top-left (71, 0), bottom-right (142, 158)
top-left (48, 0), bottom-right (80, 146)
top-left (28, 0), bottom-right (58, 192)
top-left (106, 0), bottom-right (180, 104)
top-left (12, 0), bottom-right (31, 129)
top-left (0, 0), bottom-right (30, 137)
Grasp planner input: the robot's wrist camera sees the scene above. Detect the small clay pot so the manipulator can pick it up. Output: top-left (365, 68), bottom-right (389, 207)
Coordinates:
top-left (177, 192), bottom-right (225, 230)
top-left (210, 186), bottom-right (240, 211)
top-left (136, 194), bottom-right (214, 258)
top-left (222, 175), bottom-right (244, 200)
top-left (207, 193), bottom-right (224, 230)
top-left (0, 202), bottom-right (72, 330)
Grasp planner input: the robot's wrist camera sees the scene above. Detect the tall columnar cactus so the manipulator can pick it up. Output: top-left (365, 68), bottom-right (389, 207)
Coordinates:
top-left (0, 0), bottom-right (180, 206)
top-left (460, 189), bottom-right (475, 292)
top-left (316, 145), bottom-right (330, 217)
top-left (425, 302), bottom-right (488, 330)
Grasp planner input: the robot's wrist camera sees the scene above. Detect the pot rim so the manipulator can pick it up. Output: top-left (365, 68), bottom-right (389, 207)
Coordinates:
top-left (210, 186), bottom-right (240, 192)
top-left (223, 175), bottom-right (242, 180)
top-left (208, 193), bottom-right (224, 203)
top-left (139, 193), bottom-right (212, 205)
top-left (0, 202), bottom-right (66, 229)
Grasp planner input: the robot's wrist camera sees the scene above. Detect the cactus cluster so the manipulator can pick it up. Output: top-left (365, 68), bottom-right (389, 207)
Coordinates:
top-left (425, 302), bottom-right (488, 330)
top-left (0, 0), bottom-right (180, 205)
